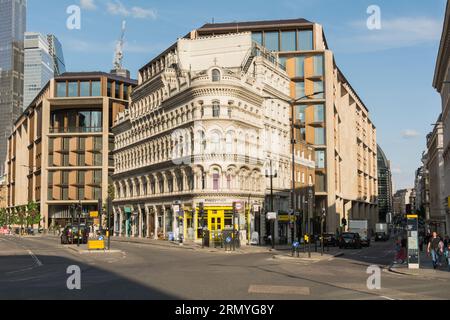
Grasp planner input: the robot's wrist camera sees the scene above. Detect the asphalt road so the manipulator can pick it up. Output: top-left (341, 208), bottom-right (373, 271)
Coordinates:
top-left (0, 235), bottom-right (449, 300)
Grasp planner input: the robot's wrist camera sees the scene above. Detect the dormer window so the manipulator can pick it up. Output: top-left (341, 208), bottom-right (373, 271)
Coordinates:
top-left (212, 69), bottom-right (221, 82)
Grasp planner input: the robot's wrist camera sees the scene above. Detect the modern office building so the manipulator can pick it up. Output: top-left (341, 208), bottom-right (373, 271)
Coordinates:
top-left (377, 145), bottom-right (392, 222)
top-left (6, 72), bottom-right (136, 230)
top-left (23, 32), bottom-right (54, 108)
top-left (0, 0), bottom-right (27, 176)
top-left (426, 114), bottom-right (446, 234)
top-left (24, 33), bottom-right (66, 108)
top-left (47, 34), bottom-right (66, 76)
top-left (433, 0), bottom-right (450, 236)
top-left (112, 32), bottom-right (313, 245)
top-left (196, 19), bottom-right (378, 232)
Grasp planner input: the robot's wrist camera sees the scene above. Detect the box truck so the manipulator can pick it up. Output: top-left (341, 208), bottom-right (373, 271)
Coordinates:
top-left (348, 220), bottom-right (370, 247)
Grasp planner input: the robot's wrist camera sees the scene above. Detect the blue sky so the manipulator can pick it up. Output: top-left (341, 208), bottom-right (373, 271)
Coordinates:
top-left (28, 0), bottom-right (446, 190)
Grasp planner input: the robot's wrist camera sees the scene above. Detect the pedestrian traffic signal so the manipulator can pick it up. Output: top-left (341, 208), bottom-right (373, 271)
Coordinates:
top-left (341, 218), bottom-right (347, 227)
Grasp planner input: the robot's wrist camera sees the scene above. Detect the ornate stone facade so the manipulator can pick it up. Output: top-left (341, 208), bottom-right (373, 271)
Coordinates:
top-left (112, 33), bottom-right (305, 244)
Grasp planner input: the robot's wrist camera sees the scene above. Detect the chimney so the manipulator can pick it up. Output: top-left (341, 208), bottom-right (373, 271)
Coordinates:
top-left (190, 29), bottom-right (198, 40)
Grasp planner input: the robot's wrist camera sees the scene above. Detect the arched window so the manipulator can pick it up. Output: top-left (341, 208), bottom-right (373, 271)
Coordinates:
top-left (210, 132), bottom-right (221, 154)
top-left (197, 131), bottom-right (206, 154)
top-left (226, 131), bottom-right (234, 154)
top-left (227, 172), bottom-right (232, 189)
top-left (212, 69), bottom-right (221, 82)
top-left (212, 169), bottom-right (220, 191)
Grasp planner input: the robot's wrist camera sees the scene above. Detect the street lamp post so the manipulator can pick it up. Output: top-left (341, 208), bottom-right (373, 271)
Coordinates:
top-left (77, 202), bottom-right (81, 247)
top-left (266, 159), bottom-right (276, 249)
top-left (321, 208), bottom-right (326, 256)
top-left (263, 91), bottom-right (324, 248)
top-left (307, 187), bottom-right (313, 258)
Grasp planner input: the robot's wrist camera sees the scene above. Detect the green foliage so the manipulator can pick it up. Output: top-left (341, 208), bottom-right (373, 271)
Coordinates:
top-left (0, 208), bottom-right (6, 226)
top-left (26, 201), bottom-right (40, 226)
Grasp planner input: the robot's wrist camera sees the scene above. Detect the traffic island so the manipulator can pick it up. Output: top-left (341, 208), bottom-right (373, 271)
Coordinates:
top-left (64, 240), bottom-right (123, 254)
top-left (271, 251), bottom-right (344, 262)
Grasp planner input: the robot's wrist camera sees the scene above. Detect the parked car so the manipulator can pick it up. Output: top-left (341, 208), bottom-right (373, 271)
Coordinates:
top-left (61, 225), bottom-right (88, 244)
top-left (338, 232), bottom-right (362, 249)
top-left (323, 233), bottom-right (337, 247)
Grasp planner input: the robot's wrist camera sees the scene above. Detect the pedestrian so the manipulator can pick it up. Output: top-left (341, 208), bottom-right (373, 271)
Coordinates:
top-left (427, 232), bottom-right (442, 269)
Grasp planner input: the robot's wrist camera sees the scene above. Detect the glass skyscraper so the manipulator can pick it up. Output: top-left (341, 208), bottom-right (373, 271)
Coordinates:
top-left (24, 32), bottom-right (54, 108)
top-left (23, 33), bottom-right (66, 108)
top-left (47, 34), bottom-right (65, 75)
top-left (0, 0), bottom-right (26, 176)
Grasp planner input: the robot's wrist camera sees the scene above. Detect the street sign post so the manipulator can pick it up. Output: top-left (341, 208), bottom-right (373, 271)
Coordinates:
top-left (267, 212), bottom-right (277, 220)
top-left (407, 214), bottom-right (419, 269)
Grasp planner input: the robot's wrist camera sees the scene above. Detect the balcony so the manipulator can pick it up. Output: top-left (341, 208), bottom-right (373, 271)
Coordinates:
top-left (49, 127), bottom-right (103, 134)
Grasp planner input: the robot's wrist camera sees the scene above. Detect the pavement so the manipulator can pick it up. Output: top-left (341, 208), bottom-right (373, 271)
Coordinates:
top-left (109, 235), bottom-right (344, 260)
top-left (2, 234), bottom-right (450, 300)
top-left (389, 250), bottom-right (450, 281)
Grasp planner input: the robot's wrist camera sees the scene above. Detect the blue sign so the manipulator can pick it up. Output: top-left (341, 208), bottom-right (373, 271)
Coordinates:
top-left (293, 241), bottom-right (300, 248)
top-left (98, 236), bottom-right (104, 241)
top-left (226, 236), bottom-right (232, 243)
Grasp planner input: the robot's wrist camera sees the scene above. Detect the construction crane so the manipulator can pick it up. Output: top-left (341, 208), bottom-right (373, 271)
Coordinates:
top-left (113, 20), bottom-right (126, 71)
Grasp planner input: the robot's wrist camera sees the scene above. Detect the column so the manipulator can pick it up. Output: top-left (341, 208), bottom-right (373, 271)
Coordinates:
top-left (154, 206), bottom-right (159, 240)
top-left (119, 209), bottom-right (124, 237)
top-left (138, 204), bottom-right (143, 238)
top-left (146, 206), bottom-right (151, 238)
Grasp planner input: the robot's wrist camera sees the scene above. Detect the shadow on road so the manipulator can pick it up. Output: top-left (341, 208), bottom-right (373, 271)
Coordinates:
top-left (0, 255), bottom-right (178, 300)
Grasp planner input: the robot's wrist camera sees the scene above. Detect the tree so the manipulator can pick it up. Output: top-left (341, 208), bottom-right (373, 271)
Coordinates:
top-left (26, 201), bottom-right (40, 230)
top-left (0, 208), bottom-right (6, 227)
top-left (16, 206), bottom-right (26, 231)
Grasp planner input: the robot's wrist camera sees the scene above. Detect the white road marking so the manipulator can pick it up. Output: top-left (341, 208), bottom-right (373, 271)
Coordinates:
top-left (28, 250), bottom-right (43, 267)
top-left (248, 285), bottom-right (310, 295)
top-left (380, 296), bottom-right (396, 300)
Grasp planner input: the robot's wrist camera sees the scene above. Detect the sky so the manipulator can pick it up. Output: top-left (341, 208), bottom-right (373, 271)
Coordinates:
top-left (27, 0), bottom-right (447, 190)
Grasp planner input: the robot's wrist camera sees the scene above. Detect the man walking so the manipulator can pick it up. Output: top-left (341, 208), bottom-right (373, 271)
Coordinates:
top-left (427, 232), bottom-right (441, 269)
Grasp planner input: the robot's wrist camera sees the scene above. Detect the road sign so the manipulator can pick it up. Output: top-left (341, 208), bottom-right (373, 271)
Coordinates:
top-left (267, 212), bottom-right (277, 220)
top-left (293, 241), bottom-right (300, 248)
top-left (98, 235), bottom-right (104, 241)
top-left (90, 211), bottom-right (99, 218)
top-left (235, 202), bottom-right (243, 211)
top-left (226, 236), bottom-right (232, 243)
top-left (407, 215), bottom-right (419, 269)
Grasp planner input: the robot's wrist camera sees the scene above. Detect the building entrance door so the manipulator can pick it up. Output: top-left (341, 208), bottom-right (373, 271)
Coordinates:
top-left (208, 210), bottom-right (224, 232)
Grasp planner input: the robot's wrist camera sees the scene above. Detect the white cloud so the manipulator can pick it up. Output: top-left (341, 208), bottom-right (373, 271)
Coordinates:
top-left (80, 0), bottom-right (97, 11)
top-left (107, 1), bottom-right (129, 16)
top-left (336, 16), bottom-right (442, 53)
top-left (401, 129), bottom-right (420, 139)
top-left (107, 1), bottom-right (157, 19)
top-left (131, 7), bottom-right (157, 19)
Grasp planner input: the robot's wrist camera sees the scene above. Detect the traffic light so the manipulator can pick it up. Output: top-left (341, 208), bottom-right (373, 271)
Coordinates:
top-left (199, 202), bottom-right (205, 228)
top-left (341, 218), bottom-right (347, 227)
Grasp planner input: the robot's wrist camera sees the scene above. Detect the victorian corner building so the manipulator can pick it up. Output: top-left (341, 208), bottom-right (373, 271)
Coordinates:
top-left (112, 18), bottom-right (378, 245)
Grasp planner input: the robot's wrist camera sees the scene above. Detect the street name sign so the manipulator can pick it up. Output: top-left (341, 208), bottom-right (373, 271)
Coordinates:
top-left (267, 212), bottom-right (277, 220)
